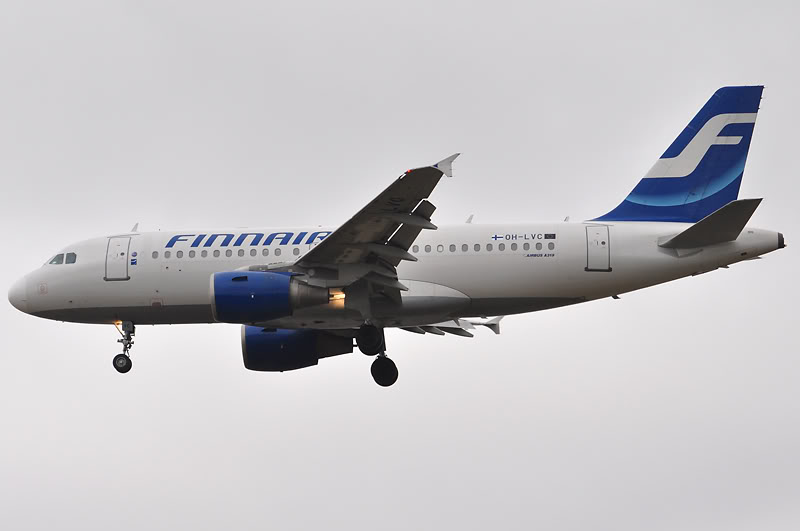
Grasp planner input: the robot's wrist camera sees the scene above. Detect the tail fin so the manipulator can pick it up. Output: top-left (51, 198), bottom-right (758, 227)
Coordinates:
top-left (595, 86), bottom-right (763, 223)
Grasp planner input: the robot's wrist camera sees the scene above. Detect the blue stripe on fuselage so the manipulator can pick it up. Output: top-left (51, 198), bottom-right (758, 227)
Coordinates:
top-left (165, 231), bottom-right (332, 248)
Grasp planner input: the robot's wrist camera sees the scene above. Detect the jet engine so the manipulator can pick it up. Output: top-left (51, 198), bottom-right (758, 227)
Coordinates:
top-left (210, 271), bottom-right (329, 324)
top-left (241, 326), bottom-right (353, 371)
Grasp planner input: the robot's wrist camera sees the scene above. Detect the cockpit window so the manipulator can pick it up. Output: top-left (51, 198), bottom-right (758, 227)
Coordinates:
top-left (65, 252), bottom-right (77, 264)
top-left (49, 254), bottom-right (64, 265)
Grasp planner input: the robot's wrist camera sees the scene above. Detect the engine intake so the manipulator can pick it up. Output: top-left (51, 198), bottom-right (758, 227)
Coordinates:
top-left (211, 271), bottom-right (329, 324)
top-left (241, 326), bottom-right (353, 371)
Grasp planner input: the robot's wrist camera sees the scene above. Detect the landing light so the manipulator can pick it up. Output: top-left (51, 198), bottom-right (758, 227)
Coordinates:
top-left (329, 289), bottom-right (345, 302)
top-left (329, 289), bottom-right (346, 309)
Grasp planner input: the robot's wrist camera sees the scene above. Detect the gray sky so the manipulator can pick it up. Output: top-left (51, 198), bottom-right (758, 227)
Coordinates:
top-left (1, 1), bottom-right (798, 530)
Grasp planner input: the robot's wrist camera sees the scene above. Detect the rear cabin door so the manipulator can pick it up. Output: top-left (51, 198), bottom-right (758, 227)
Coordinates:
top-left (585, 226), bottom-right (611, 272)
top-left (105, 236), bottom-right (131, 281)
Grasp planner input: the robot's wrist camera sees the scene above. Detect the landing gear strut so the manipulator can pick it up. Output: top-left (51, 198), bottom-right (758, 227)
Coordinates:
top-left (113, 321), bottom-right (135, 374)
top-left (371, 354), bottom-right (398, 387)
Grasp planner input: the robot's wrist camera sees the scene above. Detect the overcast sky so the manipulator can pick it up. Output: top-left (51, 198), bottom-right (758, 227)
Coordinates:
top-left (1, 1), bottom-right (798, 530)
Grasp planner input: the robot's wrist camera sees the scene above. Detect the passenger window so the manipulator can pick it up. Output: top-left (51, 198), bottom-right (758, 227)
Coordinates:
top-left (189, 250), bottom-right (196, 258)
top-left (49, 254), bottom-right (64, 265)
top-left (412, 245), bottom-right (419, 253)
top-left (226, 250), bottom-right (232, 257)
top-left (487, 244), bottom-right (493, 251)
top-left (213, 250), bottom-right (220, 258)
top-left (250, 249), bottom-right (257, 257)
top-left (536, 243), bottom-right (542, 251)
top-left (474, 244), bottom-right (480, 252)
top-left (523, 243), bottom-right (530, 251)
top-left (293, 248), bottom-right (300, 256)
top-left (511, 243), bottom-right (517, 251)
top-left (548, 242), bottom-right (555, 250)
top-left (65, 252), bottom-right (77, 264)
top-left (152, 251), bottom-right (159, 259)
top-left (275, 248), bottom-right (282, 257)
top-left (262, 248), bottom-right (269, 256)
top-left (201, 250), bottom-right (208, 258)
top-left (462, 244), bottom-right (468, 252)
top-left (449, 244), bottom-right (456, 252)
top-left (424, 245), bottom-right (431, 253)
top-left (238, 249), bottom-right (245, 257)
top-left (176, 251), bottom-right (183, 258)
top-left (437, 244), bottom-right (444, 253)
top-left (498, 243), bottom-right (505, 251)
top-left (164, 251), bottom-right (171, 259)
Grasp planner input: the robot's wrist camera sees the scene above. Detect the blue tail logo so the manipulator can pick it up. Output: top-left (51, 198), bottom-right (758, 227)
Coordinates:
top-left (595, 86), bottom-right (763, 223)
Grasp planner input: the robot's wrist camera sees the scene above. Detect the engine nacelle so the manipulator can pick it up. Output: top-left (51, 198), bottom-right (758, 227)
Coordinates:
top-left (241, 326), bottom-right (353, 371)
top-left (211, 271), bottom-right (329, 324)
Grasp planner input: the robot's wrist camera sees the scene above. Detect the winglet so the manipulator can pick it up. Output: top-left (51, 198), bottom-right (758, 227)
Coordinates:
top-left (464, 316), bottom-right (504, 334)
top-left (433, 153), bottom-right (460, 178)
top-left (482, 316), bottom-right (503, 335)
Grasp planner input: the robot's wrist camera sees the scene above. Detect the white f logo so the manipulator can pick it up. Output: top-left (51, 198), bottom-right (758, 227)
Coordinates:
top-left (644, 113), bottom-right (757, 179)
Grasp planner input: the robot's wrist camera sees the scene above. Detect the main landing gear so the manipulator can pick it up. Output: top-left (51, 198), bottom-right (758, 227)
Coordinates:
top-left (112, 321), bottom-right (135, 374)
top-left (356, 324), bottom-right (384, 356)
top-left (358, 324), bottom-right (398, 387)
top-left (371, 354), bottom-right (398, 387)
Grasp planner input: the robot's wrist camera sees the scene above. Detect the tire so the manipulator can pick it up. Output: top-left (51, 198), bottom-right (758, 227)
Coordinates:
top-left (356, 325), bottom-right (384, 356)
top-left (113, 353), bottom-right (132, 374)
top-left (371, 356), bottom-right (398, 387)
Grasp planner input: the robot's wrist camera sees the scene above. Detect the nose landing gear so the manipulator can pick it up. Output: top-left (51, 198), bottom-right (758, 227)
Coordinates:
top-left (113, 321), bottom-right (135, 374)
top-left (113, 353), bottom-right (132, 373)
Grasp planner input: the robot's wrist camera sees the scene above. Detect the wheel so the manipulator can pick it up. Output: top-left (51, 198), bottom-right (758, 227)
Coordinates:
top-left (357, 324), bottom-right (384, 356)
top-left (371, 356), bottom-right (398, 387)
top-left (113, 353), bottom-right (132, 374)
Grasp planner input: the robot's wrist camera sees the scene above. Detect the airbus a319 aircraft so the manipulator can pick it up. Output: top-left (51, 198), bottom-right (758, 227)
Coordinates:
top-left (7, 86), bottom-right (786, 386)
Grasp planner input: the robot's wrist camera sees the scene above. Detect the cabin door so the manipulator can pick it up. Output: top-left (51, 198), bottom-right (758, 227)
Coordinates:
top-left (105, 236), bottom-right (131, 281)
top-left (585, 226), bottom-right (611, 272)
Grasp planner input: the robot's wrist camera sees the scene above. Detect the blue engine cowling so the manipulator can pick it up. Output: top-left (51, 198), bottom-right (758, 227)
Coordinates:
top-left (211, 271), bottom-right (329, 324)
top-left (241, 326), bottom-right (354, 371)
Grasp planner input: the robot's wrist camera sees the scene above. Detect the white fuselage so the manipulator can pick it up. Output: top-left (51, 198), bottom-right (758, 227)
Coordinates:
top-left (9, 222), bottom-right (782, 329)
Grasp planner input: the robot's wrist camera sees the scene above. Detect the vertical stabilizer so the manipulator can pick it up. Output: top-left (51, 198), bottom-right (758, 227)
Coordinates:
top-left (595, 86), bottom-right (763, 222)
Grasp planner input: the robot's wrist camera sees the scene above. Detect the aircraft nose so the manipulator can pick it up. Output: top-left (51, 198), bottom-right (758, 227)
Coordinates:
top-left (8, 276), bottom-right (28, 313)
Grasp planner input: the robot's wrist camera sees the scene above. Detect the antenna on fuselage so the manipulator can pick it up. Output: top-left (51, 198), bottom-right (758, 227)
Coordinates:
top-left (130, 223), bottom-right (139, 232)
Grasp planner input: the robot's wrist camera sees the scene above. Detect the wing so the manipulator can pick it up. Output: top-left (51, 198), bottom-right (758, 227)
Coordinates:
top-left (298, 153), bottom-right (459, 268)
top-left (290, 153), bottom-right (459, 312)
top-left (401, 317), bottom-right (504, 337)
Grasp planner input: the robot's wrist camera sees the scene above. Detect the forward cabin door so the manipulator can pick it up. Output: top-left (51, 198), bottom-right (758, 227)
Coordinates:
top-left (105, 236), bottom-right (131, 281)
top-left (585, 225), bottom-right (611, 272)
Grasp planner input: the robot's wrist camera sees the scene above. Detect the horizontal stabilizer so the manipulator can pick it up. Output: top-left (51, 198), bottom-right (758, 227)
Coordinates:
top-left (659, 198), bottom-right (762, 249)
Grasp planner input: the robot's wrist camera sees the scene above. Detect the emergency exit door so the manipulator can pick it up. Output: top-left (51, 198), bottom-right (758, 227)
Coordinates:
top-left (585, 226), bottom-right (611, 272)
top-left (105, 236), bottom-right (131, 281)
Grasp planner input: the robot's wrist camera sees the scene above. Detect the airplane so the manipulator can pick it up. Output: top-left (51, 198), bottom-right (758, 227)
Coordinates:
top-left (7, 86), bottom-right (786, 387)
